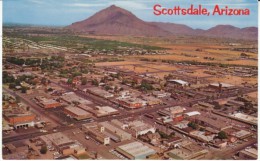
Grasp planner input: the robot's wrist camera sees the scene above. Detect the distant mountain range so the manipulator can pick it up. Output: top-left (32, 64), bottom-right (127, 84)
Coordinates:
top-left (67, 5), bottom-right (258, 40)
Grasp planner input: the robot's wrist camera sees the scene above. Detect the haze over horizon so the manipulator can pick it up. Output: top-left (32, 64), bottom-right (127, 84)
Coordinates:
top-left (4, 0), bottom-right (258, 30)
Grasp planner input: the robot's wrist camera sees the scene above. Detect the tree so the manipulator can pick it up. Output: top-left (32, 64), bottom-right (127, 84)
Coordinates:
top-left (21, 87), bottom-right (27, 93)
top-left (67, 78), bottom-right (73, 84)
top-left (81, 77), bottom-right (87, 85)
top-left (218, 131), bottom-right (227, 140)
top-left (105, 85), bottom-right (111, 91)
top-left (92, 79), bottom-right (99, 86)
top-left (188, 122), bottom-right (198, 129)
top-left (9, 83), bottom-right (16, 89)
top-left (40, 145), bottom-right (47, 154)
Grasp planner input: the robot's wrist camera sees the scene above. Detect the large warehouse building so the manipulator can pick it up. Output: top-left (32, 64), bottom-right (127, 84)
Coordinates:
top-left (63, 106), bottom-right (92, 120)
top-left (116, 141), bottom-right (156, 159)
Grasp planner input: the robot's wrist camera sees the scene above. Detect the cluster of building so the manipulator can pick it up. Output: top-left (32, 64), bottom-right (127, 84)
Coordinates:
top-left (3, 93), bottom-right (42, 130)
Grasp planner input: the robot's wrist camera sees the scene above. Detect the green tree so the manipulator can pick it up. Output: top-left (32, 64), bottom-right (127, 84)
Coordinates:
top-left (81, 77), bottom-right (87, 85)
top-left (218, 131), bottom-right (227, 140)
top-left (9, 83), bottom-right (16, 89)
top-left (21, 87), bottom-right (27, 93)
top-left (67, 78), bottom-right (73, 84)
top-left (40, 145), bottom-right (47, 154)
top-left (92, 79), bottom-right (99, 86)
top-left (188, 122), bottom-right (198, 129)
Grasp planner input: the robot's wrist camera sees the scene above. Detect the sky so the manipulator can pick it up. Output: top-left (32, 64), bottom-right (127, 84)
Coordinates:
top-left (3, 0), bottom-right (258, 29)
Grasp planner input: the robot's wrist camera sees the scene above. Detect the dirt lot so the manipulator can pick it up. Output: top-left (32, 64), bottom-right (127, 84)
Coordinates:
top-left (84, 35), bottom-right (257, 67)
top-left (207, 75), bottom-right (257, 86)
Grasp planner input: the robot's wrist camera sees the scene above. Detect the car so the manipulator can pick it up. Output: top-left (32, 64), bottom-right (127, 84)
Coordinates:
top-left (85, 136), bottom-right (90, 140)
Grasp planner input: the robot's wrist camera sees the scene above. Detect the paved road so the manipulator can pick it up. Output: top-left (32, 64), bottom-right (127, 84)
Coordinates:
top-left (205, 138), bottom-right (257, 159)
top-left (3, 66), bottom-right (257, 145)
top-left (3, 88), bottom-right (62, 126)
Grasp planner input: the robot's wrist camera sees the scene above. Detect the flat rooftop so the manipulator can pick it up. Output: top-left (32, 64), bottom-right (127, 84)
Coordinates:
top-left (230, 113), bottom-right (257, 124)
top-left (64, 106), bottom-right (91, 116)
top-left (117, 141), bottom-right (156, 158)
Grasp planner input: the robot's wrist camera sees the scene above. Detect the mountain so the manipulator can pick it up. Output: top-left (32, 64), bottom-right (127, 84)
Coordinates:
top-left (202, 25), bottom-right (258, 40)
top-left (67, 5), bottom-right (170, 36)
top-left (150, 22), bottom-right (196, 35)
top-left (67, 5), bottom-right (257, 40)
top-left (151, 23), bottom-right (257, 40)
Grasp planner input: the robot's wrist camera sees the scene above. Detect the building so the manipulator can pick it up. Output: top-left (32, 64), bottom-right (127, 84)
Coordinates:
top-left (194, 115), bottom-right (232, 131)
top-left (3, 103), bottom-right (36, 129)
top-left (116, 141), bottom-right (156, 160)
top-left (61, 92), bottom-right (92, 105)
top-left (40, 132), bottom-right (84, 156)
top-left (163, 137), bottom-right (182, 147)
top-left (82, 124), bottom-right (110, 145)
top-left (141, 96), bottom-right (162, 106)
top-left (129, 120), bottom-right (156, 137)
top-left (184, 111), bottom-right (201, 117)
top-left (152, 91), bottom-right (171, 98)
top-left (190, 131), bottom-right (215, 142)
top-left (99, 122), bottom-right (132, 141)
top-left (63, 106), bottom-right (92, 120)
top-left (232, 130), bottom-right (252, 140)
top-left (239, 148), bottom-right (257, 160)
top-left (87, 106), bottom-right (119, 117)
top-left (167, 141), bottom-right (208, 160)
top-left (193, 102), bottom-right (215, 111)
top-left (168, 79), bottom-right (189, 87)
top-left (230, 113), bottom-right (257, 125)
top-left (117, 97), bottom-right (144, 109)
top-left (111, 119), bottom-right (129, 130)
top-left (35, 96), bottom-right (61, 109)
top-left (209, 82), bottom-right (235, 92)
top-left (211, 139), bottom-right (227, 149)
top-left (85, 87), bottom-right (114, 98)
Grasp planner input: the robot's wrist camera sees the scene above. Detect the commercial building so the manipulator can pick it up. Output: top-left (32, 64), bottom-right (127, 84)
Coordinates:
top-left (152, 91), bottom-right (171, 98)
top-left (129, 120), bottom-right (156, 137)
top-left (167, 141), bottom-right (208, 160)
top-left (3, 103), bottom-right (36, 129)
top-left (111, 119), bottom-right (129, 130)
top-left (99, 122), bottom-right (132, 141)
top-left (163, 137), bottom-right (182, 147)
top-left (168, 79), bottom-right (189, 87)
top-left (117, 97), bottom-right (144, 109)
top-left (232, 130), bottom-right (252, 140)
top-left (184, 111), bottom-right (201, 117)
top-left (239, 148), bottom-right (257, 160)
top-left (63, 106), bottom-right (92, 120)
top-left (61, 92), bottom-right (92, 105)
top-left (82, 124), bottom-right (110, 145)
top-left (193, 102), bottom-right (215, 111)
top-left (193, 115), bottom-right (232, 131)
top-left (35, 96), bottom-right (61, 109)
top-left (209, 82), bottom-right (236, 92)
top-left (190, 131), bottom-right (215, 142)
top-left (230, 113), bottom-right (257, 125)
top-left (85, 87), bottom-right (114, 98)
top-left (116, 141), bottom-right (156, 160)
top-left (40, 132), bottom-right (84, 156)
top-left (87, 106), bottom-right (119, 117)
top-left (141, 96), bottom-right (162, 106)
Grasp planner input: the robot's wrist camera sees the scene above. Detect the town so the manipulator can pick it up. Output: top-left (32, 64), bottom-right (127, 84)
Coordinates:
top-left (2, 25), bottom-right (258, 160)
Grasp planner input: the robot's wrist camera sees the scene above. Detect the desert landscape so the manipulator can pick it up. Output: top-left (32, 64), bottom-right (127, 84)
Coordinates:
top-left (2, 2), bottom-right (258, 160)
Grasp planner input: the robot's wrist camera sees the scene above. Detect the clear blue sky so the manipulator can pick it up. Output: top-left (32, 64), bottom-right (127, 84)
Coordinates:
top-left (3, 0), bottom-right (258, 29)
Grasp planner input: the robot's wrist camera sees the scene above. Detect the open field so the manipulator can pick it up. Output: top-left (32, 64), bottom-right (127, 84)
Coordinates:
top-left (187, 69), bottom-right (213, 78)
top-left (246, 91), bottom-right (258, 99)
top-left (82, 35), bottom-right (257, 67)
top-left (118, 65), bottom-right (159, 73)
top-left (95, 61), bottom-right (142, 67)
top-left (207, 75), bottom-right (257, 86)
